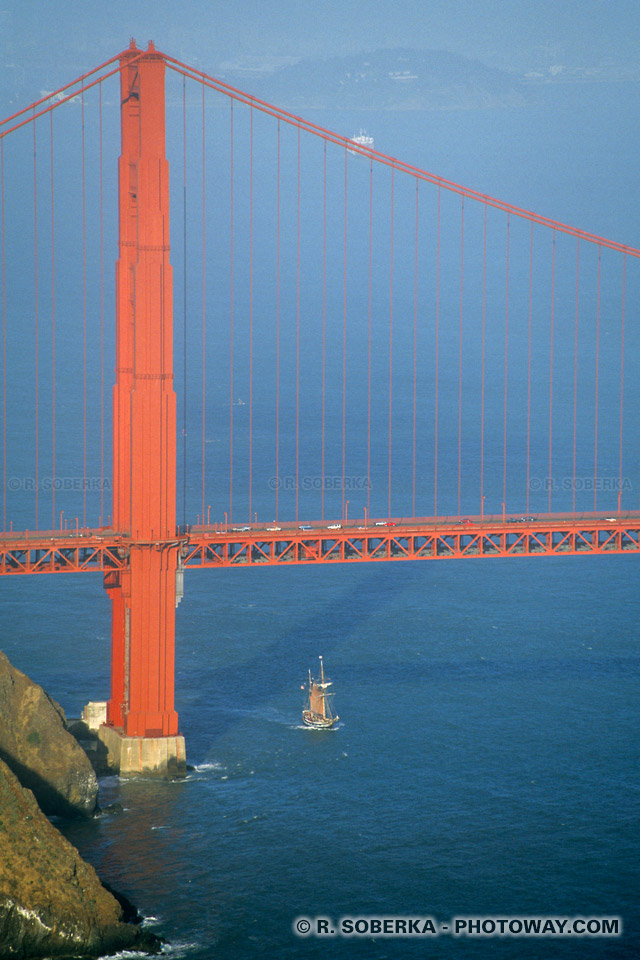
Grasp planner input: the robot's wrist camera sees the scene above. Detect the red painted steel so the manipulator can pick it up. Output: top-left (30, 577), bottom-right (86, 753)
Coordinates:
top-left (108, 42), bottom-right (178, 738)
top-left (163, 54), bottom-right (640, 258)
top-left (1, 44), bottom-right (639, 748)
top-left (0, 54), bottom-right (146, 141)
top-left (105, 570), bottom-right (126, 727)
top-left (0, 532), bottom-right (128, 574)
top-left (2, 516), bottom-right (639, 576)
top-left (181, 516), bottom-right (640, 568)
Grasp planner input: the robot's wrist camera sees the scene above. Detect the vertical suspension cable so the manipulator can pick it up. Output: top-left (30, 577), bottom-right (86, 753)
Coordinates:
top-left (572, 240), bottom-right (579, 514)
top-left (526, 223), bottom-right (533, 515)
top-left (296, 126), bottom-right (301, 524)
top-left (50, 111), bottom-right (56, 531)
top-left (548, 230), bottom-right (556, 514)
top-left (388, 167), bottom-right (394, 519)
top-left (201, 82), bottom-right (206, 524)
top-left (618, 254), bottom-right (626, 509)
top-left (99, 83), bottom-right (104, 526)
top-left (434, 186), bottom-right (440, 518)
top-left (275, 120), bottom-right (280, 522)
top-left (249, 106), bottom-right (254, 524)
top-left (503, 213), bottom-right (509, 509)
top-left (1, 139), bottom-right (5, 532)
top-left (33, 113), bottom-right (39, 530)
top-left (593, 247), bottom-right (601, 512)
top-left (81, 90), bottom-right (87, 526)
top-left (229, 98), bottom-right (234, 522)
top-left (457, 198), bottom-right (464, 517)
top-left (321, 139), bottom-right (326, 522)
top-left (342, 145), bottom-right (347, 519)
top-left (480, 205), bottom-right (486, 513)
top-left (182, 77), bottom-right (187, 528)
top-left (367, 158), bottom-right (372, 520)
top-left (412, 179), bottom-right (418, 518)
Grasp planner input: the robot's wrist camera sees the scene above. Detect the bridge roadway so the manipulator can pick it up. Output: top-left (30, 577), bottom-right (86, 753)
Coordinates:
top-left (1, 513), bottom-right (639, 575)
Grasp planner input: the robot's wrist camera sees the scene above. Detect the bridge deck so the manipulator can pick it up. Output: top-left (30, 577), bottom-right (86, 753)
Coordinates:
top-left (1, 514), bottom-right (638, 575)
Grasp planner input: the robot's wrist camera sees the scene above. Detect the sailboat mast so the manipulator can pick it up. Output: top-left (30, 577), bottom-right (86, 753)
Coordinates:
top-left (302, 657), bottom-right (338, 727)
top-left (319, 657), bottom-right (326, 717)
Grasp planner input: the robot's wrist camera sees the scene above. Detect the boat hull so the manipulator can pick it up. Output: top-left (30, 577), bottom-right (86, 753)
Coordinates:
top-left (302, 710), bottom-right (339, 729)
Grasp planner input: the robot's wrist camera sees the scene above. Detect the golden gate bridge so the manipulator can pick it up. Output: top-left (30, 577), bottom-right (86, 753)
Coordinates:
top-left (1, 41), bottom-right (638, 773)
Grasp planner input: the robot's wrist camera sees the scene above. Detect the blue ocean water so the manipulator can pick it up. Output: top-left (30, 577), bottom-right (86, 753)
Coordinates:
top-left (0, 82), bottom-right (639, 959)
top-left (2, 555), bottom-right (639, 959)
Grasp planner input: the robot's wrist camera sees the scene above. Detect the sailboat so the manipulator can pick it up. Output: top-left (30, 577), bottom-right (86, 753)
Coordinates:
top-left (302, 656), bottom-right (339, 729)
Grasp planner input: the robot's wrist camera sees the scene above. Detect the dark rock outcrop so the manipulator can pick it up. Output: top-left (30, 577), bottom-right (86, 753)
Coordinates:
top-left (0, 651), bottom-right (98, 818)
top-left (0, 758), bottom-right (162, 958)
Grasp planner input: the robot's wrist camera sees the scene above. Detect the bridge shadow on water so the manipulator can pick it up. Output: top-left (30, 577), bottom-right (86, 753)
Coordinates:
top-left (176, 561), bottom-right (424, 747)
top-left (175, 556), bottom-right (639, 753)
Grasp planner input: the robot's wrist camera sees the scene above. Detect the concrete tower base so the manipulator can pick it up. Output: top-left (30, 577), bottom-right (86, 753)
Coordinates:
top-left (81, 702), bottom-right (187, 779)
top-left (97, 724), bottom-right (187, 779)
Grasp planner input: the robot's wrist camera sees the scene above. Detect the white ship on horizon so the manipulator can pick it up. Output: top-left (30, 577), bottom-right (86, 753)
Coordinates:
top-left (348, 129), bottom-right (374, 154)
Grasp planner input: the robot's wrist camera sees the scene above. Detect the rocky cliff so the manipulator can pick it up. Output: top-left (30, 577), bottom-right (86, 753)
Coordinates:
top-left (0, 651), bottom-right (98, 818)
top-left (0, 757), bottom-right (161, 958)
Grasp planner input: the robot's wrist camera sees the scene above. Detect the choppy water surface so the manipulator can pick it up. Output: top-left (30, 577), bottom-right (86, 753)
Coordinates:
top-left (3, 555), bottom-right (639, 960)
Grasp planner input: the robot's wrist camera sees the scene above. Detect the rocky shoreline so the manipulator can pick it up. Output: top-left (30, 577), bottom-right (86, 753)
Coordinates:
top-left (0, 651), bottom-right (163, 959)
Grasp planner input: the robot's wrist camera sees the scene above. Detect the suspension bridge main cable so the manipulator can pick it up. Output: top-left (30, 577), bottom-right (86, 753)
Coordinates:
top-left (163, 53), bottom-right (640, 259)
top-left (0, 52), bottom-right (147, 142)
top-left (3, 46), bottom-right (636, 532)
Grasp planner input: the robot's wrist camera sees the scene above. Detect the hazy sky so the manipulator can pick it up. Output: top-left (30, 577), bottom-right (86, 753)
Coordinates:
top-left (2, 0), bottom-right (640, 96)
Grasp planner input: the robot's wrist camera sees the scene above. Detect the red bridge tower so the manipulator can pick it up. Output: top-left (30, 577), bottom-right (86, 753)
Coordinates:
top-left (100, 41), bottom-right (185, 776)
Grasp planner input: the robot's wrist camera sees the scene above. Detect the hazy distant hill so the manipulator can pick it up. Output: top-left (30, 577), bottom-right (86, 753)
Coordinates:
top-left (220, 48), bottom-right (528, 111)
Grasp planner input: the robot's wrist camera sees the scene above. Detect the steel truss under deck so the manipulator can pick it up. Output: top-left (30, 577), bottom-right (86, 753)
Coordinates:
top-left (2, 517), bottom-right (638, 575)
